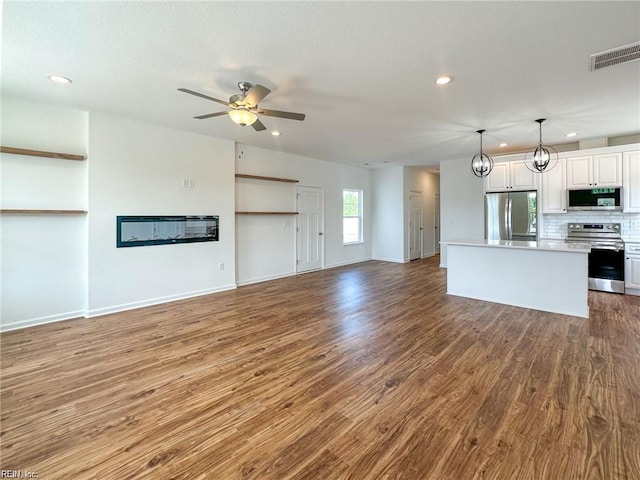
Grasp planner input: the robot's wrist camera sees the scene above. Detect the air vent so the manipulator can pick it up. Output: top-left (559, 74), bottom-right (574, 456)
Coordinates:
top-left (590, 42), bottom-right (640, 70)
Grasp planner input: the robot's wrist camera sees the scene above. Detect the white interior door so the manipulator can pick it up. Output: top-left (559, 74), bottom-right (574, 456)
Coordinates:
top-left (434, 193), bottom-right (441, 254)
top-left (296, 186), bottom-right (323, 272)
top-left (409, 193), bottom-right (423, 261)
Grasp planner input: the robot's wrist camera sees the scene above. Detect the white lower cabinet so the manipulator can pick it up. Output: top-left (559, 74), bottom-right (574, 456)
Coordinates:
top-left (626, 243), bottom-right (640, 295)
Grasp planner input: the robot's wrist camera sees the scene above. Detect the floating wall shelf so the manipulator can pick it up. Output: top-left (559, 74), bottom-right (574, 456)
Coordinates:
top-left (235, 174), bottom-right (298, 183)
top-left (1, 146), bottom-right (86, 161)
top-left (1, 209), bottom-right (88, 215)
top-left (235, 212), bottom-right (298, 215)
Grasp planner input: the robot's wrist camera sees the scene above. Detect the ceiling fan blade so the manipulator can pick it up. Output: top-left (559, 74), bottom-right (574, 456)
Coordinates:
top-left (258, 108), bottom-right (306, 121)
top-left (178, 88), bottom-right (229, 106)
top-left (243, 84), bottom-right (271, 107)
top-left (251, 119), bottom-right (267, 131)
top-left (194, 112), bottom-right (228, 120)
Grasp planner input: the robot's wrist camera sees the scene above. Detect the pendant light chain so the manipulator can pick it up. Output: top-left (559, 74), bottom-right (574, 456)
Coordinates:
top-left (538, 120), bottom-right (543, 147)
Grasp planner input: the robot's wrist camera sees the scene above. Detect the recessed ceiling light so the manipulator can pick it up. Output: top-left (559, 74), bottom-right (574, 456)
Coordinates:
top-left (435, 75), bottom-right (453, 85)
top-left (271, 131), bottom-right (281, 136)
top-left (499, 142), bottom-right (508, 147)
top-left (47, 75), bottom-right (72, 84)
top-left (566, 132), bottom-right (578, 137)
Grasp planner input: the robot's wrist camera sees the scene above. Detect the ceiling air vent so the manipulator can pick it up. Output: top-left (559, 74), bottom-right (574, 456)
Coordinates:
top-left (590, 41), bottom-right (640, 71)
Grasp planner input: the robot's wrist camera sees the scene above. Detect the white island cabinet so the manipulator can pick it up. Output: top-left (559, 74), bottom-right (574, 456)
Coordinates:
top-left (442, 239), bottom-right (590, 318)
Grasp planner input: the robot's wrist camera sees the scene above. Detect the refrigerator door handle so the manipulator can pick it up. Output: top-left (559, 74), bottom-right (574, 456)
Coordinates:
top-left (507, 197), bottom-right (513, 240)
top-left (503, 196), bottom-right (510, 241)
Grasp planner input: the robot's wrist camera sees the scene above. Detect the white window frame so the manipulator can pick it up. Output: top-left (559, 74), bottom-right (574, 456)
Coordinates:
top-left (343, 188), bottom-right (363, 244)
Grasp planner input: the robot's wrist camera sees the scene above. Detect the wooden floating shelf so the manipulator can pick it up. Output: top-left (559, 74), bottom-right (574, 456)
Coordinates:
top-left (235, 212), bottom-right (299, 215)
top-left (1, 146), bottom-right (86, 161)
top-left (235, 174), bottom-right (298, 183)
top-left (1, 209), bottom-right (88, 215)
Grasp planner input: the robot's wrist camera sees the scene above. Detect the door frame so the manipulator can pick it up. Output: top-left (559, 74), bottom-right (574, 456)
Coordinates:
top-left (434, 193), bottom-right (441, 254)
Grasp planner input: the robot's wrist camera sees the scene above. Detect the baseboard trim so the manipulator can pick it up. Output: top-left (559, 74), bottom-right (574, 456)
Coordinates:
top-left (1, 310), bottom-right (86, 332)
top-left (237, 272), bottom-right (295, 287)
top-left (323, 257), bottom-right (372, 269)
top-left (85, 284), bottom-right (238, 318)
top-left (371, 256), bottom-right (406, 263)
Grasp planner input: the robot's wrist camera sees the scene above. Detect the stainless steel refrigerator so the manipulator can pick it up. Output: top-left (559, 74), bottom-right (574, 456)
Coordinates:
top-left (485, 190), bottom-right (537, 241)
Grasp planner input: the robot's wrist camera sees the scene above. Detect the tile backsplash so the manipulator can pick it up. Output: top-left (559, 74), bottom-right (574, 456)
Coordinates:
top-left (541, 211), bottom-right (640, 242)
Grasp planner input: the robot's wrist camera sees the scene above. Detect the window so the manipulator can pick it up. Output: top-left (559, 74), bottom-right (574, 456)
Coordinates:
top-left (343, 189), bottom-right (363, 244)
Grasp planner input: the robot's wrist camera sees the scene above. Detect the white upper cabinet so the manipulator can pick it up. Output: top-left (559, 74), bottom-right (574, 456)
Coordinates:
top-left (485, 160), bottom-right (538, 192)
top-left (541, 158), bottom-right (567, 214)
top-left (485, 162), bottom-right (509, 191)
top-left (510, 161), bottom-right (538, 190)
top-left (567, 153), bottom-right (622, 189)
top-left (623, 151), bottom-right (640, 213)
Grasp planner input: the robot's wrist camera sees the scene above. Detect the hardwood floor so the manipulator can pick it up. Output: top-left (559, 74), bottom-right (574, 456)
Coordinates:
top-left (1, 256), bottom-right (639, 479)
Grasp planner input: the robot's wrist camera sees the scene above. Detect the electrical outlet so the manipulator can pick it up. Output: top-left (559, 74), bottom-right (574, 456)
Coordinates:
top-left (218, 262), bottom-right (224, 271)
top-left (189, 179), bottom-right (196, 188)
top-left (182, 179), bottom-right (189, 187)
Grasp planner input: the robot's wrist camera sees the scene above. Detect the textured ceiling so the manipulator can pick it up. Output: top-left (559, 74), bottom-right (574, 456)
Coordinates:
top-left (2, 1), bottom-right (639, 168)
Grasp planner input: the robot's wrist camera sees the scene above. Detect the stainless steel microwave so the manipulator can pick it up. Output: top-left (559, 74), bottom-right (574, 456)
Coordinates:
top-left (567, 188), bottom-right (622, 211)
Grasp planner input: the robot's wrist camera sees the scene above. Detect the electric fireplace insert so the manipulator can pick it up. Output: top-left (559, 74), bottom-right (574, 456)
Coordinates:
top-left (117, 215), bottom-right (219, 248)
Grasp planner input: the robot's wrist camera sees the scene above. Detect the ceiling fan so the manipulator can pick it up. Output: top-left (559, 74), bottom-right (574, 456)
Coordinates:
top-left (178, 81), bottom-right (306, 131)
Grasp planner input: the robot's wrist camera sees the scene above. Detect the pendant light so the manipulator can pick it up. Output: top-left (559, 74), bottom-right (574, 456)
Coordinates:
top-left (524, 119), bottom-right (558, 173)
top-left (470, 129), bottom-right (494, 178)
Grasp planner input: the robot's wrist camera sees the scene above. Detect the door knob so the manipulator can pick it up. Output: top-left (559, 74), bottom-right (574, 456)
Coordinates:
top-left (318, 232), bottom-right (323, 235)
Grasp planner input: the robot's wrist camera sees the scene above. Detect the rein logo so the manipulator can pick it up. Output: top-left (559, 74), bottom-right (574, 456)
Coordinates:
top-left (1, 471), bottom-right (37, 478)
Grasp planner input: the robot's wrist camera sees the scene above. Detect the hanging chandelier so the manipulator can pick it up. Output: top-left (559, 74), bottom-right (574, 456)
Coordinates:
top-left (470, 129), bottom-right (494, 178)
top-left (524, 119), bottom-right (558, 173)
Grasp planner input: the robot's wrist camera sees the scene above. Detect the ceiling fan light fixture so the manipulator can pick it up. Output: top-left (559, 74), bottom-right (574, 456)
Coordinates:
top-left (524, 119), bottom-right (558, 173)
top-left (229, 108), bottom-right (257, 126)
top-left (470, 129), bottom-right (494, 178)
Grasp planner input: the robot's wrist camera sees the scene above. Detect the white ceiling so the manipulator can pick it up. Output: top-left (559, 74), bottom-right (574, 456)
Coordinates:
top-left (2, 1), bottom-right (639, 169)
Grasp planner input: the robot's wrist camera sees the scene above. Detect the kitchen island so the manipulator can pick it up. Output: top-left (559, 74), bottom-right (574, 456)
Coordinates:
top-left (442, 239), bottom-right (591, 317)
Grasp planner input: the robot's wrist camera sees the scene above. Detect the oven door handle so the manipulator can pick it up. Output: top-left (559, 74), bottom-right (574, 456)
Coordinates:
top-left (590, 243), bottom-right (624, 251)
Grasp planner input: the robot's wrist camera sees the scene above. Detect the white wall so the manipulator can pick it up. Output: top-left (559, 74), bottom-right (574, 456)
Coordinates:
top-left (235, 144), bottom-right (372, 285)
top-left (1, 98), bottom-right (88, 330)
top-left (439, 158), bottom-right (485, 266)
top-left (404, 167), bottom-right (441, 258)
top-left (372, 166), bottom-right (405, 262)
top-left (86, 113), bottom-right (236, 316)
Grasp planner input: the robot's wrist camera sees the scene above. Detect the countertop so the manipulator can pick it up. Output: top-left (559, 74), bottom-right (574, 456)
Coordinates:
top-left (441, 238), bottom-right (591, 253)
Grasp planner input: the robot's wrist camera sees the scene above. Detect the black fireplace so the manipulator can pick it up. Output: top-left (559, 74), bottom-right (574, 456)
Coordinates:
top-left (117, 215), bottom-right (219, 248)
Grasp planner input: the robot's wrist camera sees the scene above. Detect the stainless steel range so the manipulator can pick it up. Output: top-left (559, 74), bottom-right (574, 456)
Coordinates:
top-left (565, 223), bottom-right (625, 294)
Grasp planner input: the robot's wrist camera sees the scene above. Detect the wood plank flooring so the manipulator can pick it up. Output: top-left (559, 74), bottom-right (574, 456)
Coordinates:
top-left (1, 256), bottom-right (639, 479)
